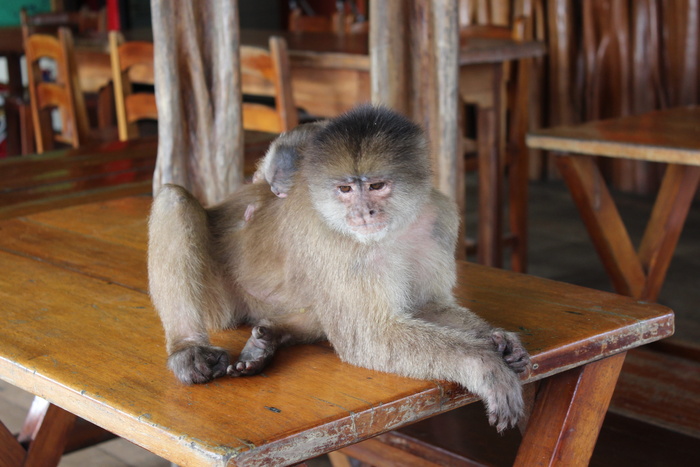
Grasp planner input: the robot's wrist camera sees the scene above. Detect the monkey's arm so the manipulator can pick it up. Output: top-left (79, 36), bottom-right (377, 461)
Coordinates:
top-left (319, 301), bottom-right (525, 433)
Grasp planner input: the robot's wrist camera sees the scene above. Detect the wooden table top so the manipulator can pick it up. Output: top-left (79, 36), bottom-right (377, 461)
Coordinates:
top-left (242, 29), bottom-right (545, 69)
top-left (0, 25), bottom-right (544, 67)
top-left (0, 196), bottom-right (673, 465)
top-left (0, 131), bottom-right (275, 220)
top-left (526, 106), bottom-right (700, 166)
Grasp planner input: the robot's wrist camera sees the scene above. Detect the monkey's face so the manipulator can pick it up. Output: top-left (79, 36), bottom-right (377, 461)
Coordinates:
top-left (310, 176), bottom-right (394, 242)
top-left (303, 106), bottom-right (433, 243)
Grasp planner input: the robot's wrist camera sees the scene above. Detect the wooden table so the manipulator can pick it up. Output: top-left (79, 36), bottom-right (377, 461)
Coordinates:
top-left (0, 131), bottom-right (275, 220)
top-left (526, 106), bottom-right (700, 301)
top-left (0, 192), bottom-right (673, 465)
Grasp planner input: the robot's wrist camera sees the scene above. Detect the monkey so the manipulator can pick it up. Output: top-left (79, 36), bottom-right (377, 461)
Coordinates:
top-left (252, 120), bottom-right (328, 197)
top-left (245, 121), bottom-right (328, 221)
top-left (148, 105), bottom-right (530, 432)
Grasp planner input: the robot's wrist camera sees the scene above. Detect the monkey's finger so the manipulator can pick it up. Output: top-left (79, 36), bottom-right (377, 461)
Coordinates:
top-left (503, 349), bottom-right (528, 362)
top-left (227, 364), bottom-right (243, 377)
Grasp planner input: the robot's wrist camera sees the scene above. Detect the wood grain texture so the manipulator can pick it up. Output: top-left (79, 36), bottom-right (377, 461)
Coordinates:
top-left (240, 36), bottom-right (299, 133)
top-left (23, 26), bottom-right (91, 153)
top-left (0, 421), bottom-right (25, 467)
top-left (0, 197), bottom-right (674, 466)
top-left (528, 106), bottom-right (700, 301)
top-left (0, 132), bottom-right (275, 221)
top-left (109, 31), bottom-right (156, 141)
top-left (151, 0), bottom-right (244, 206)
top-left (527, 106), bottom-right (700, 166)
top-left (514, 353), bottom-right (627, 466)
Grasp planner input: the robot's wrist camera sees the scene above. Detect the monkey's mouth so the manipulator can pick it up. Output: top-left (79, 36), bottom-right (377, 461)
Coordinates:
top-left (349, 222), bottom-right (387, 234)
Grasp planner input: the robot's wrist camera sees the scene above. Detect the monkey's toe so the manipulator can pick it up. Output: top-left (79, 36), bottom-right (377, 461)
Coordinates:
top-left (227, 358), bottom-right (267, 377)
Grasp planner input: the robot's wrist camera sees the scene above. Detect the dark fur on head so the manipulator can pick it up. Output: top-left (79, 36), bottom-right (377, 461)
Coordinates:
top-left (304, 105), bottom-right (432, 188)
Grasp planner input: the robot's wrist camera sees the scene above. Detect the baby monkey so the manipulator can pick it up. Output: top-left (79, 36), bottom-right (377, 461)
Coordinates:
top-left (148, 105), bottom-right (530, 432)
top-left (246, 121), bottom-right (328, 220)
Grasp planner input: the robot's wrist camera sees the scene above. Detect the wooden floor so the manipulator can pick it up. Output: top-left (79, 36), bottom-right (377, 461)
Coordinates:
top-left (0, 179), bottom-right (698, 466)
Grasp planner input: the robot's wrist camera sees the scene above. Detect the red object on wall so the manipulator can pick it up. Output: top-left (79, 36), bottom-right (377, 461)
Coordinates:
top-left (107, 0), bottom-right (121, 31)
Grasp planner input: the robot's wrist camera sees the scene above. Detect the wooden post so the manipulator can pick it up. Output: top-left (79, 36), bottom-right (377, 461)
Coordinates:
top-left (369, 0), bottom-right (408, 114)
top-left (370, 0), bottom-right (460, 203)
top-left (430, 0), bottom-right (460, 201)
top-left (150, 0), bottom-right (244, 206)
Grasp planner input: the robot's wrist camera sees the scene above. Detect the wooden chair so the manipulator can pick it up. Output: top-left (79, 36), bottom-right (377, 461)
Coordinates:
top-left (288, 0), bottom-right (368, 34)
top-left (20, 6), bottom-right (106, 35)
top-left (109, 31), bottom-right (156, 141)
top-left (22, 25), bottom-right (92, 153)
top-left (240, 36), bottom-right (299, 133)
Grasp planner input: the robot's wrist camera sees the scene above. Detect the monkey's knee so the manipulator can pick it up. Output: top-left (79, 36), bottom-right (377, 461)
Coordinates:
top-left (152, 184), bottom-right (203, 218)
top-left (149, 184), bottom-right (209, 246)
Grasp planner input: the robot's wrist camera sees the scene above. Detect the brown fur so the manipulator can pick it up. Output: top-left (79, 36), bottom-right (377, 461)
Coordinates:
top-left (148, 105), bottom-right (530, 432)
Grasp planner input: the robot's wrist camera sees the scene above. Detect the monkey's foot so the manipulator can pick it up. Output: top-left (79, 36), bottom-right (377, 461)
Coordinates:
top-left (227, 326), bottom-right (277, 377)
top-left (168, 345), bottom-right (230, 385)
top-left (491, 330), bottom-right (531, 375)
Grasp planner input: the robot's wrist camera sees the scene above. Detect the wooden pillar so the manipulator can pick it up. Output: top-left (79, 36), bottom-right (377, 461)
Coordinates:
top-left (151, 0), bottom-right (244, 206)
top-left (370, 0), bottom-right (460, 203)
top-left (430, 0), bottom-right (460, 201)
top-left (369, 0), bottom-right (408, 114)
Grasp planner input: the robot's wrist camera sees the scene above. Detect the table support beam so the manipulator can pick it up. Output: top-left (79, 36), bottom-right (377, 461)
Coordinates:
top-left (556, 155), bottom-right (647, 297)
top-left (557, 154), bottom-right (700, 301)
top-left (515, 352), bottom-right (626, 466)
top-left (638, 165), bottom-right (700, 300)
top-left (0, 397), bottom-right (78, 467)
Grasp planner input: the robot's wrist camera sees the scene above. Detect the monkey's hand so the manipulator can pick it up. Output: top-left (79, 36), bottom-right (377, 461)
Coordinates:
top-left (167, 345), bottom-right (230, 384)
top-left (479, 356), bottom-right (525, 433)
top-left (491, 330), bottom-right (531, 375)
top-left (227, 326), bottom-right (278, 377)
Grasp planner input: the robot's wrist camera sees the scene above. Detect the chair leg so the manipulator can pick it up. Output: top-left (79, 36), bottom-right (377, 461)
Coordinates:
top-left (476, 106), bottom-right (503, 268)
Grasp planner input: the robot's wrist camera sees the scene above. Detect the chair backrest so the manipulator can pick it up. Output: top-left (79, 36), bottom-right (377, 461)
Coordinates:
top-left (240, 36), bottom-right (298, 133)
top-left (288, 1), bottom-right (368, 34)
top-left (109, 31), bottom-right (156, 141)
top-left (20, 7), bottom-right (107, 34)
top-left (22, 25), bottom-right (90, 153)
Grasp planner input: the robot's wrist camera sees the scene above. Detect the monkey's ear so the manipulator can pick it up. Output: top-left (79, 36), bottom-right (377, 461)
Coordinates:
top-left (267, 145), bottom-right (299, 196)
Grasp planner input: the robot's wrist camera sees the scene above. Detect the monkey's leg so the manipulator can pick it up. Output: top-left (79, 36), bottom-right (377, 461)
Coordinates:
top-left (227, 326), bottom-right (280, 376)
top-left (148, 184), bottom-right (233, 384)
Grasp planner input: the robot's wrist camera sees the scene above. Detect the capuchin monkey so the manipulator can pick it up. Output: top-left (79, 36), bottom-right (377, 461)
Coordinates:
top-left (252, 120), bottom-right (328, 197)
top-left (245, 121), bottom-right (328, 220)
top-left (148, 105), bottom-right (530, 432)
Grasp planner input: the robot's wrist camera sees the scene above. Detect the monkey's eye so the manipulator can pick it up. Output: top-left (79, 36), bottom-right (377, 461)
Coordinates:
top-left (369, 182), bottom-right (386, 191)
top-left (338, 185), bottom-right (352, 193)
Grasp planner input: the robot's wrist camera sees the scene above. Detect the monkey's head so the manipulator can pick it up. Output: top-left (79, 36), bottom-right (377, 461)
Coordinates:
top-left (302, 105), bottom-right (433, 243)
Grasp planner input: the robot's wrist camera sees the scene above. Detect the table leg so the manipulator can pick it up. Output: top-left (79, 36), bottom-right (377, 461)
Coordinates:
top-left (0, 421), bottom-right (25, 466)
top-left (555, 155), bottom-right (646, 297)
top-left (557, 155), bottom-right (700, 301)
top-left (638, 165), bottom-right (700, 301)
top-left (514, 352), bottom-right (626, 466)
top-left (0, 397), bottom-right (76, 467)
